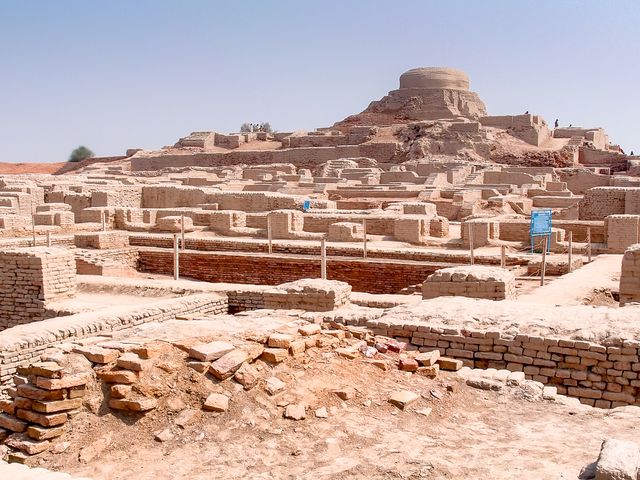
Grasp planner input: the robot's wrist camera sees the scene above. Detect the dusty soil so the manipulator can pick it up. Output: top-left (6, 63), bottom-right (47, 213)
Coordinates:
top-left (0, 162), bottom-right (65, 174)
top-left (29, 333), bottom-right (639, 480)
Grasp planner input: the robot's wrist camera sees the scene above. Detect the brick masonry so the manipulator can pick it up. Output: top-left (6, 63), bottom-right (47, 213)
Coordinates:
top-left (137, 249), bottom-right (450, 294)
top-left (351, 317), bottom-right (640, 408)
top-left (0, 248), bottom-right (76, 330)
top-left (620, 244), bottom-right (640, 306)
top-left (0, 294), bottom-right (228, 385)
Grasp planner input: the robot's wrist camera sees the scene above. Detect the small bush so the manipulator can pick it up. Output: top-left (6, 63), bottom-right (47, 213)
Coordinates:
top-left (68, 145), bottom-right (94, 163)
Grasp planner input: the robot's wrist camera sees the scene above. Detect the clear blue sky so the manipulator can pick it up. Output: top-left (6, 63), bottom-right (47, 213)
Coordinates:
top-left (1, 0), bottom-right (638, 163)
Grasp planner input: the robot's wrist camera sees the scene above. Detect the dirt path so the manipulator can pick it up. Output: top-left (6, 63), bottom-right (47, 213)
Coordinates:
top-left (518, 254), bottom-right (621, 305)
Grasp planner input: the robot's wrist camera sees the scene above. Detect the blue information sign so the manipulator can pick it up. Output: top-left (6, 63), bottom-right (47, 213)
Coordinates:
top-left (530, 209), bottom-right (552, 253)
top-left (303, 200), bottom-right (311, 212)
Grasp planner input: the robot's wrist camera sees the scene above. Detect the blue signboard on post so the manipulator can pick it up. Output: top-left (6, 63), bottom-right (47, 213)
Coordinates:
top-left (303, 200), bottom-right (311, 212)
top-left (530, 209), bottom-right (552, 253)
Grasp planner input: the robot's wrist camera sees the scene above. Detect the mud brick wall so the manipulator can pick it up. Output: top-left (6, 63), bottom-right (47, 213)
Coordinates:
top-left (137, 249), bottom-right (447, 294)
top-left (0, 294), bottom-right (228, 385)
top-left (605, 215), bottom-right (640, 253)
top-left (0, 248), bottom-right (76, 330)
top-left (130, 144), bottom-right (396, 172)
top-left (620, 244), bottom-right (640, 305)
top-left (362, 319), bottom-right (640, 408)
top-left (263, 280), bottom-right (351, 312)
top-left (226, 289), bottom-right (266, 313)
top-left (422, 266), bottom-right (516, 301)
top-left (91, 187), bottom-right (143, 208)
top-left (527, 257), bottom-right (583, 276)
top-left (303, 214), bottom-right (395, 236)
top-left (74, 231), bottom-right (130, 249)
top-left (74, 247), bottom-right (139, 275)
top-left (579, 187), bottom-right (629, 220)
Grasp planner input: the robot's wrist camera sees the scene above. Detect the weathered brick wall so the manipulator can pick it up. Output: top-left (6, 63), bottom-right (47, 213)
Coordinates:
top-left (263, 279), bottom-right (351, 311)
top-left (360, 319), bottom-right (640, 408)
top-left (74, 231), bottom-right (130, 249)
top-left (0, 293), bottom-right (228, 385)
top-left (422, 266), bottom-right (516, 300)
top-left (605, 215), bottom-right (640, 253)
top-left (0, 247), bottom-right (76, 330)
top-left (130, 144), bottom-right (396, 172)
top-left (579, 187), bottom-right (638, 220)
top-left (620, 244), bottom-right (640, 306)
top-left (137, 249), bottom-right (448, 294)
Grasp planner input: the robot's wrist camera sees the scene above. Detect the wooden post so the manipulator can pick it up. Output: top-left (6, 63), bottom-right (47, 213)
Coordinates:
top-left (362, 218), bottom-right (367, 259)
top-left (173, 234), bottom-right (179, 281)
top-left (267, 215), bottom-right (272, 255)
top-left (181, 214), bottom-right (186, 251)
top-left (46, 231), bottom-right (51, 247)
top-left (31, 214), bottom-right (36, 247)
top-left (568, 231), bottom-right (573, 273)
top-left (500, 245), bottom-right (506, 269)
top-left (587, 227), bottom-right (592, 263)
top-left (540, 236), bottom-right (548, 286)
top-left (101, 211), bottom-right (106, 231)
top-left (320, 237), bottom-right (327, 280)
top-left (468, 223), bottom-right (474, 265)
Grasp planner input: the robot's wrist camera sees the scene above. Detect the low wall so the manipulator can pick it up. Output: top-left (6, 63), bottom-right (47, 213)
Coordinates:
top-left (137, 249), bottom-right (450, 294)
top-left (0, 293), bottom-right (228, 385)
top-left (345, 307), bottom-right (640, 408)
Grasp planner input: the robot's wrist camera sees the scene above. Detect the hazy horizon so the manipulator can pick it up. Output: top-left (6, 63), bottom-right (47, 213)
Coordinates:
top-left (1, 0), bottom-right (639, 163)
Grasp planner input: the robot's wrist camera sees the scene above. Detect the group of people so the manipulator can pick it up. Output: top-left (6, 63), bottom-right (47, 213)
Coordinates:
top-left (248, 123), bottom-right (269, 132)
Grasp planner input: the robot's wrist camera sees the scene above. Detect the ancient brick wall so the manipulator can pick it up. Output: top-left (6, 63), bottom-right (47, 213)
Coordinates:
top-left (579, 187), bottom-right (626, 220)
top-left (74, 232), bottom-right (130, 249)
top-left (130, 144), bottom-right (398, 172)
top-left (605, 215), bottom-right (640, 253)
top-left (0, 248), bottom-right (76, 330)
top-left (0, 294), bottom-right (228, 384)
top-left (620, 244), bottom-right (640, 306)
top-left (422, 266), bottom-right (516, 300)
top-left (360, 319), bottom-right (640, 408)
top-left (137, 249), bottom-right (447, 294)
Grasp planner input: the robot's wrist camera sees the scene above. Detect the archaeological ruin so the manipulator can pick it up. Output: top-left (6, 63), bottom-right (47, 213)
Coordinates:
top-left (1, 66), bottom-right (640, 479)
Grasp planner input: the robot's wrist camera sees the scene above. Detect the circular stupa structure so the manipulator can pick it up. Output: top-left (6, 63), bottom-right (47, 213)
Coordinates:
top-left (399, 67), bottom-right (470, 91)
top-left (335, 66), bottom-right (487, 126)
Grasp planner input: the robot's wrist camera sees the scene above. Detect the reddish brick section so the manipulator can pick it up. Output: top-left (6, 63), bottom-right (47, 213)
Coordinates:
top-left (137, 249), bottom-right (450, 294)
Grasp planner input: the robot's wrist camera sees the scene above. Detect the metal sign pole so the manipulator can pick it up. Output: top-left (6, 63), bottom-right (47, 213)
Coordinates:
top-left (46, 231), bottom-right (51, 247)
top-left (501, 245), bottom-right (506, 269)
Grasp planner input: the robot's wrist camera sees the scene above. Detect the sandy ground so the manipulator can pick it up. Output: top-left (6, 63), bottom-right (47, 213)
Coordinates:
top-left (518, 255), bottom-right (621, 305)
top-left (0, 162), bottom-right (65, 174)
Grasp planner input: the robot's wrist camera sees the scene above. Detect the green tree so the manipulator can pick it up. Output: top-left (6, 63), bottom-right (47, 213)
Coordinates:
top-left (68, 145), bottom-right (94, 162)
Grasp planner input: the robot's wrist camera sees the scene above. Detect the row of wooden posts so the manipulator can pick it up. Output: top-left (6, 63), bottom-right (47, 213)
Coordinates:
top-left (168, 217), bottom-right (592, 285)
